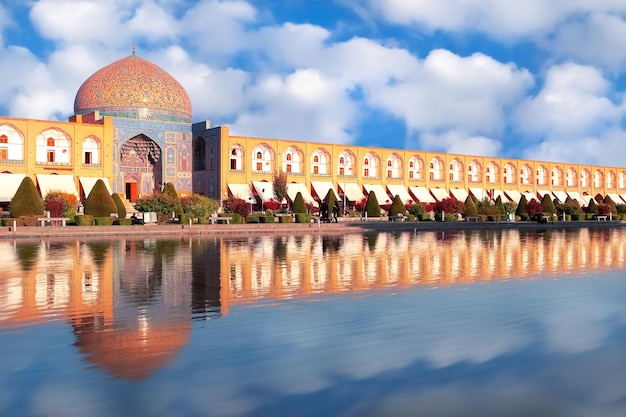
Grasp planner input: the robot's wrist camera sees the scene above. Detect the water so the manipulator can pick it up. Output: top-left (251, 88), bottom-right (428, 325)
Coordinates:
top-left (1, 229), bottom-right (626, 416)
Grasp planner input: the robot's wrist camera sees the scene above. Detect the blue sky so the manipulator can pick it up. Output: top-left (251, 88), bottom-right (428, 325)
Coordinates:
top-left (2, 0), bottom-right (626, 166)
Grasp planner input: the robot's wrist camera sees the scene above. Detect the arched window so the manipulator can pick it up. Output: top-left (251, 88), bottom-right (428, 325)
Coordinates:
top-left (503, 163), bottom-right (516, 184)
top-left (551, 167), bottom-right (563, 186)
top-left (230, 144), bottom-right (245, 171)
top-left (193, 137), bottom-right (206, 171)
top-left (486, 162), bottom-right (499, 184)
top-left (36, 128), bottom-right (71, 165)
top-left (429, 157), bottom-right (443, 180)
top-left (449, 159), bottom-right (463, 182)
top-left (338, 150), bottom-right (356, 176)
top-left (82, 136), bottom-right (101, 166)
top-left (594, 170), bottom-right (604, 188)
top-left (580, 169), bottom-right (590, 188)
top-left (385, 153), bottom-right (402, 179)
top-left (362, 152), bottom-right (380, 178)
top-left (520, 165), bottom-right (532, 185)
top-left (284, 146), bottom-right (304, 174)
top-left (619, 171), bottom-right (626, 189)
top-left (536, 165), bottom-right (548, 185)
top-left (566, 168), bottom-right (577, 187)
top-left (311, 148), bottom-right (330, 175)
top-left (252, 143), bottom-right (275, 173)
top-left (606, 171), bottom-right (616, 189)
top-left (0, 123), bottom-right (25, 162)
top-left (468, 160), bottom-right (482, 183)
top-left (408, 155), bottom-right (424, 180)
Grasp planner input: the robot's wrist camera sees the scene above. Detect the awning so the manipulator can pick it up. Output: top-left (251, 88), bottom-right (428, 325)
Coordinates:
top-left (287, 183), bottom-right (318, 207)
top-left (386, 184), bottom-right (413, 204)
top-left (0, 173), bottom-right (26, 202)
top-left (567, 191), bottom-right (581, 203)
top-left (252, 181), bottom-right (275, 202)
top-left (620, 194), bottom-right (626, 204)
top-left (311, 181), bottom-right (337, 201)
top-left (492, 190), bottom-right (510, 202)
top-left (79, 177), bottom-right (112, 198)
top-left (607, 193), bottom-right (623, 204)
top-left (409, 186), bottom-right (435, 203)
top-left (552, 191), bottom-right (568, 203)
top-left (228, 183), bottom-right (257, 204)
top-left (339, 183), bottom-right (364, 202)
top-left (504, 190), bottom-right (521, 203)
top-left (429, 187), bottom-right (449, 202)
top-left (469, 187), bottom-right (487, 202)
top-left (522, 192), bottom-right (538, 202)
top-left (449, 188), bottom-right (469, 202)
top-left (36, 174), bottom-right (79, 198)
top-left (363, 184), bottom-right (391, 205)
top-left (537, 189), bottom-right (551, 199)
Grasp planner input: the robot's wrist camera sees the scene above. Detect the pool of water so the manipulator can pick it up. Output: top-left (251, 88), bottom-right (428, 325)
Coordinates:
top-left (1, 229), bottom-right (626, 416)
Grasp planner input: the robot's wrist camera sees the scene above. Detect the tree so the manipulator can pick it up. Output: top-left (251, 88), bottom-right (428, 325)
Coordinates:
top-left (11, 176), bottom-right (44, 217)
top-left (324, 189), bottom-right (337, 216)
top-left (224, 196), bottom-right (249, 219)
top-left (527, 199), bottom-right (543, 216)
top-left (364, 190), bottom-right (381, 217)
top-left (464, 196), bottom-right (478, 217)
top-left (388, 195), bottom-right (407, 217)
top-left (494, 195), bottom-right (506, 215)
top-left (273, 170), bottom-right (288, 205)
top-left (84, 179), bottom-right (117, 217)
top-left (112, 193), bottom-right (127, 219)
top-left (434, 198), bottom-right (464, 216)
top-left (515, 195), bottom-right (529, 220)
top-left (585, 198), bottom-right (599, 214)
top-left (292, 192), bottom-right (307, 213)
top-left (45, 191), bottom-right (77, 218)
top-left (603, 195), bottom-right (618, 215)
top-left (181, 193), bottom-right (219, 218)
top-left (162, 182), bottom-right (183, 216)
top-left (541, 194), bottom-right (556, 215)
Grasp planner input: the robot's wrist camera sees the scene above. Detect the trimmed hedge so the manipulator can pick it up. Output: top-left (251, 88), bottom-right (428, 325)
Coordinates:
top-left (221, 212), bottom-right (241, 224)
top-left (94, 217), bottom-right (114, 226)
top-left (246, 215), bottom-right (260, 223)
top-left (277, 214), bottom-right (292, 223)
top-left (11, 177), bottom-right (44, 217)
top-left (179, 213), bottom-right (193, 225)
top-left (85, 180), bottom-right (118, 217)
top-left (295, 213), bottom-right (311, 223)
top-left (114, 218), bottom-right (133, 226)
top-left (1, 218), bottom-right (22, 227)
top-left (112, 193), bottom-right (127, 219)
top-left (74, 215), bottom-right (94, 226)
top-left (259, 215), bottom-right (274, 223)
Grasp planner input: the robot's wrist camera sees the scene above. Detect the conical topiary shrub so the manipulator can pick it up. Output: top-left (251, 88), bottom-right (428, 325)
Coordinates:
top-left (292, 192), bottom-right (307, 213)
top-left (112, 193), bottom-right (127, 219)
top-left (163, 182), bottom-right (183, 216)
top-left (324, 189), bottom-right (337, 215)
top-left (388, 195), bottom-right (406, 217)
top-left (603, 195), bottom-right (618, 214)
top-left (541, 194), bottom-right (556, 215)
top-left (84, 179), bottom-right (118, 217)
top-left (585, 198), bottom-right (599, 214)
top-left (494, 195), bottom-right (506, 215)
top-left (10, 176), bottom-right (44, 218)
top-left (364, 190), bottom-right (381, 217)
top-left (515, 195), bottom-right (529, 220)
top-left (464, 196), bottom-right (478, 217)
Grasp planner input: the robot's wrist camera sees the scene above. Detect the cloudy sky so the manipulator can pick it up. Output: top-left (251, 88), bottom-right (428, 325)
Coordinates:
top-left (2, 0), bottom-right (626, 166)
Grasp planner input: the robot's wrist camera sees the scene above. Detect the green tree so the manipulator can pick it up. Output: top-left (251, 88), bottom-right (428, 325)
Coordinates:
top-left (494, 195), bottom-right (506, 215)
top-left (84, 179), bottom-right (117, 217)
top-left (10, 176), bottom-right (44, 217)
top-left (364, 190), bottom-right (381, 217)
top-left (464, 196), bottom-right (478, 217)
top-left (585, 198), bottom-right (599, 214)
top-left (181, 193), bottom-right (219, 218)
top-left (292, 192), bottom-right (307, 213)
top-left (541, 194), bottom-right (556, 215)
top-left (388, 195), bottom-right (406, 217)
top-left (324, 189), bottom-right (337, 216)
top-left (112, 193), bottom-right (127, 219)
top-left (162, 182), bottom-right (183, 216)
top-left (273, 170), bottom-right (288, 205)
top-left (515, 195), bottom-right (529, 220)
top-left (603, 195), bottom-right (618, 215)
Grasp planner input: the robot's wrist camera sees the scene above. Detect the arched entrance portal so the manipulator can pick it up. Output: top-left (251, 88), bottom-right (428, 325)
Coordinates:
top-left (120, 135), bottom-right (162, 202)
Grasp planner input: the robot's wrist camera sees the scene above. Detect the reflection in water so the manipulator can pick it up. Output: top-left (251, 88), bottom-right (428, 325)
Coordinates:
top-left (0, 228), bottom-right (625, 382)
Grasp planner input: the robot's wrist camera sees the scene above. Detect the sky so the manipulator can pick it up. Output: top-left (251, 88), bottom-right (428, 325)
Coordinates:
top-left (1, 0), bottom-right (626, 167)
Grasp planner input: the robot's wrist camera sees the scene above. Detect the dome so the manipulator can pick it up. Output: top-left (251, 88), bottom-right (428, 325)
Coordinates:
top-left (74, 54), bottom-right (192, 123)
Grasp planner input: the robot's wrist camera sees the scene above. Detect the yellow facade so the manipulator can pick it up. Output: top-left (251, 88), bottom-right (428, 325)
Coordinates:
top-left (0, 114), bottom-right (114, 195)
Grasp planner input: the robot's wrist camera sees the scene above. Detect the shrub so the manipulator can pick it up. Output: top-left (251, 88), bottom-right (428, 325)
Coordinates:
top-left (179, 213), bottom-right (193, 225)
top-left (388, 195), bottom-right (407, 217)
top-left (408, 203), bottom-right (426, 216)
top-left (295, 213), bottom-right (311, 223)
top-left (181, 193), bottom-right (219, 218)
top-left (114, 218), bottom-right (133, 226)
top-left (85, 179), bottom-right (118, 217)
top-left (11, 176), bottom-right (44, 218)
top-left (571, 213), bottom-right (585, 221)
top-left (355, 197), bottom-right (367, 212)
top-left (224, 197), bottom-right (249, 220)
top-left (221, 212), bottom-right (241, 224)
top-left (364, 191), bottom-right (381, 217)
top-left (94, 217), bottom-right (114, 226)
top-left (603, 196), bottom-right (618, 214)
top-left (20, 216), bottom-right (39, 226)
top-left (75, 215), bottom-right (94, 226)
top-left (585, 199), bottom-right (599, 214)
top-left (541, 194), bottom-right (556, 215)
top-left (246, 215), bottom-right (260, 223)
top-left (464, 196), bottom-right (478, 217)
top-left (292, 192), bottom-right (307, 214)
top-left (264, 199), bottom-right (281, 211)
top-left (527, 199), bottom-right (543, 216)
top-left (163, 183), bottom-right (184, 216)
top-left (406, 214), bottom-right (416, 222)
top-left (112, 193), bottom-right (127, 219)
top-left (597, 203), bottom-right (611, 215)
top-left (516, 195), bottom-right (529, 220)
top-left (259, 215), bottom-right (274, 223)
top-left (434, 198), bottom-right (464, 216)
top-left (324, 189), bottom-right (337, 216)
top-left (616, 204), bottom-right (626, 214)
top-left (494, 196), bottom-right (506, 215)
top-left (278, 215), bottom-right (291, 223)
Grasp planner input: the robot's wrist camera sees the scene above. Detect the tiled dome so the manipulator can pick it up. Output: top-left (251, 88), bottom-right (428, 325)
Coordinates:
top-left (74, 54), bottom-right (192, 123)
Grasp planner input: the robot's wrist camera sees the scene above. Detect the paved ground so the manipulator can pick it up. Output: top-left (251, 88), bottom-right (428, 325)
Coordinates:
top-left (2, 219), bottom-right (624, 240)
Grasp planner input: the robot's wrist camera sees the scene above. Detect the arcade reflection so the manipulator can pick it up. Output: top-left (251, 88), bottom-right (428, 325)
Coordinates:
top-left (1, 228), bottom-right (625, 380)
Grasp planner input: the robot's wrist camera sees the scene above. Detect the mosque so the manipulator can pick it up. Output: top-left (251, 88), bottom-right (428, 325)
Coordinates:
top-left (1, 51), bottom-right (625, 211)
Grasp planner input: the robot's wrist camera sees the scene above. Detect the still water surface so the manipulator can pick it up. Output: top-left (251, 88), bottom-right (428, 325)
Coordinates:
top-left (1, 228), bottom-right (626, 416)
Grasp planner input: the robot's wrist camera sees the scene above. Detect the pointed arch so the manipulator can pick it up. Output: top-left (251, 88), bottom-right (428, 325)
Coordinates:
top-left (311, 147), bottom-right (331, 175)
top-left (252, 143), bottom-right (275, 173)
top-left (408, 155), bottom-right (424, 180)
top-left (594, 169), bottom-right (604, 188)
top-left (536, 165), bottom-right (548, 186)
top-left (503, 162), bottom-right (516, 185)
top-left (566, 167), bottom-right (577, 187)
top-left (449, 158), bottom-right (463, 182)
top-left (193, 136), bottom-right (206, 171)
top-left (429, 157), bottom-right (444, 181)
top-left (36, 127), bottom-right (72, 165)
top-left (468, 159), bottom-right (482, 183)
top-left (486, 161), bottom-right (500, 184)
top-left (606, 170), bottom-right (616, 189)
top-left (283, 145), bottom-right (304, 174)
top-left (0, 122), bottom-right (25, 162)
top-left (580, 169), bottom-right (590, 188)
top-left (82, 135), bottom-right (101, 166)
top-left (551, 166), bottom-right (563, 186)
top-left (385, 153), bottom-right (403, 179)
top-left (230, 143), bottom-right (245, 171)
top-left (338, 149), bottom-right (356, 176)
top-left (520, 164), bottom-right (533, 185)
top-left (362, 152), bottom-right (380, 178)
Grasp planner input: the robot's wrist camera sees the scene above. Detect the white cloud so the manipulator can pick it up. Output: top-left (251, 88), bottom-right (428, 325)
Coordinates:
top-left (370, 49), bottom-right (533, 135)
top-left (417, 131), bottom-right (503, 156)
